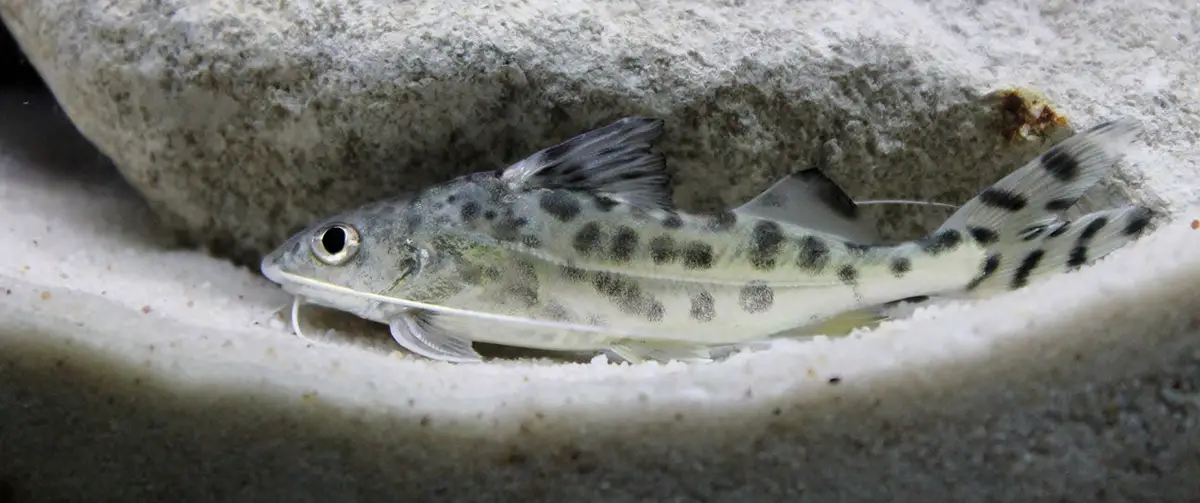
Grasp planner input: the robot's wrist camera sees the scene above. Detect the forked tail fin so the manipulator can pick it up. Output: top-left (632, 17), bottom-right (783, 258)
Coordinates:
top-left (961, 206), bottom-right (1155, 293)
top-left (933, 117), bottom-right (1157, 294)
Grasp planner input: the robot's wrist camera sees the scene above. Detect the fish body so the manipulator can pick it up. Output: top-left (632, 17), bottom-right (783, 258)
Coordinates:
top-left (261, 116), bottom-right (1155, 363)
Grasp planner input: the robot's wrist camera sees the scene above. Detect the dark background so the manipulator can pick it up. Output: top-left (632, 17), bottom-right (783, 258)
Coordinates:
top-left (1, 21), bottom-right (47, 91)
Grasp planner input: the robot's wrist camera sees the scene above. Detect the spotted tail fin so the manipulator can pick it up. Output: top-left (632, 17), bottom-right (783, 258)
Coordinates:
top-left (961, 205), bottom-right (1155, 294)
top-left (936, 117), bottom-right (1143, 241)
top-left (930, 117), bottom-right (1156, 294)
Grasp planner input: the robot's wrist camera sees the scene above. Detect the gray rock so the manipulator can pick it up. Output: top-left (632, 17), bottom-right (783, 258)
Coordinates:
top-left (0, 0), bottom-right (1119, 265)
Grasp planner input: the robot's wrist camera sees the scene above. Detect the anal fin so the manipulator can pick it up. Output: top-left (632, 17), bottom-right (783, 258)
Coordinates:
top-left (780, 296), bottom-right (938, 339)
top-left (808, 307), bottom-right (889, 336)
top-left (608, 340), bottom-right (715, 364)
top-left (388, 312), bottom-right (484, 363)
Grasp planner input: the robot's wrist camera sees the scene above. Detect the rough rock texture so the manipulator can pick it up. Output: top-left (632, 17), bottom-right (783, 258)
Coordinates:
top-left (3, 0), bottom-right (1200, 501)
top-left (6, 0), bottom-right (1194, 263)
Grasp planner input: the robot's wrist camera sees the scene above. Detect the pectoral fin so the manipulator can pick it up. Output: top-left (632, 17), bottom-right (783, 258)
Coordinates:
top-left (388, 312), bottom-right (484, 363)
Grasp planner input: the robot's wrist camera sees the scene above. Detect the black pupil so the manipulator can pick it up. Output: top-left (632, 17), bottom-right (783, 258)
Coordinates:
top-left (321, 227), bottom-right (346, 254)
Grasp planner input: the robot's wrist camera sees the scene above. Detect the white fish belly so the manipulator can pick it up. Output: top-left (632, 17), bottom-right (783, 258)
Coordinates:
top-left (427, 242), bottom-right (985, 351)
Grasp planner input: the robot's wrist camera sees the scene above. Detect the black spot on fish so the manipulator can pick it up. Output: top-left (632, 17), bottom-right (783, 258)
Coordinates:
top-left (1067, 246), bottom-right (1088, 270)
top-left (1079, 217), bottom-right (1108, 241)
top-left (836, 265), bottom-right (858, 285)
top-left (661, 214), bottom-right (684, 229)
top-left (749, 220), bottom-right (784, 270)
top-left (796, 236), bottom-right (830, 272)
top-left (1020, 224), bottom-right (1048, 241)
top-left (1040, 146), bottom-right (1081, 182)
top-left (681, 242), bottom-right (714, 269)
top-left (510, 284), bottom-right (539, 307)
top-left (497, 267), bottom-right (535, 296)
top-left (485, 181), bottom-right (506, 204)
top-left (447, 194), bottom-right (459, 204)
top-left (918, 229), bottom-right (962, 255)
top-left (459, 201), bottom-right (480, 221)
top-left (705, 211), bottom-right (738, 232)
top-left (689, 291), bottom-right (715, 322)
top-left (968, 226), bottom-right (999, 246)
top-left (978, 188), bottom-right (1028, 212)
top-left (459, 265), bottom-right (492, 286)
top-left (514, 260), bottom-right (538, 282)
top-left (738, 283), bottom-right (774, 313)
top-left (1010, 249), bottom-right (1045, 289)
top-left (521, 235), bottom-right (542, 248)
top-left (890, 257), bottom-right (911, 277)
top-left (966, 253), bottom-right (1001, 291)
top-left (649, 236), bottom-right (677, 264)
top-left (1044, 198), bottom-right (1076, 211)
top-left (482, 267), bottom-right (503, 281)
top-left (592, 272), bottom-right (655, 319)
top-left (645, 300), bottom-right (665, 322)
top-left (544, 302), bottom-right (572, 321)
top-left (592, 195), bottom-right (619, 212)
top-left (539, 192), bottom-right (582, 222)
top-left (560, 265), bottom-right (587, 282)
top-left (1048, 221), bottom-right (1071, 238)
top-left (1122, 208), bottom-right (1154, 236)
top-left (404, 213), bottom-right (424, 233)
top-left (493, 215), bottom-right (529, 242)
top-left (572, 222), bottom-right (603, 255)
top-left (591, 271), bottom-right (628, 298)
top-left (483, 210), bottom-right (497, 220)
top-left (609, 226), bottom-right (639, 263)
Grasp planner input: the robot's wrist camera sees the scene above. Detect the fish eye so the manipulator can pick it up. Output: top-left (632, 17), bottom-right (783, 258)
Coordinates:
top-left (310, 223), bottom-right (361, 265)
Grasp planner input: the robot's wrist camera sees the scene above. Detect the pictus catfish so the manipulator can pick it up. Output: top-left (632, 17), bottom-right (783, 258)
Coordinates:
top-left (260, 116), bottom-right (1155, 363)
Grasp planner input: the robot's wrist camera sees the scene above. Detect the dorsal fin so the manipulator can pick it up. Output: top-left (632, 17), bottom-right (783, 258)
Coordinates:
top-left (732, 168), bottom-right (883, 244)
top-left (500, 117), bottom-right (674, 211)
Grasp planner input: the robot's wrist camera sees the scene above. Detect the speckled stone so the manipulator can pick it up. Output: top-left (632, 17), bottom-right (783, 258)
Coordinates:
top-left (0, 0), bottom-right (1128, 266)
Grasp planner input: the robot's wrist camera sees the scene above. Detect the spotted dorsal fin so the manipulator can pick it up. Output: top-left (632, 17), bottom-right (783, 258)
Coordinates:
top-left (732, 168), bottom-right (883, 244)
top-left (500, 117), bottom-right (674, 211)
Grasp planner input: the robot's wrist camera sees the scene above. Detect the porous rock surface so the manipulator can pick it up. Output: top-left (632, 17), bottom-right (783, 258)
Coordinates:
top-left (7, 0), bottom-right (1193, 263)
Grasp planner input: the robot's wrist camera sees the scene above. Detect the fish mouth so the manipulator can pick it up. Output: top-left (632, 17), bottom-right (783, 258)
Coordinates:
top-left (259, 247), bottom-right (293, 286)
top-left (259, 266), bottom-right (383, 320)
top-left (260, 261), bottom-right (287, 286)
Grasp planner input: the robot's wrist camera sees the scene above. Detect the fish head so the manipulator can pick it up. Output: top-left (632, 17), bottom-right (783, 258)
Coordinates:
top-left (259, 196), bottom-right (433, 320)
